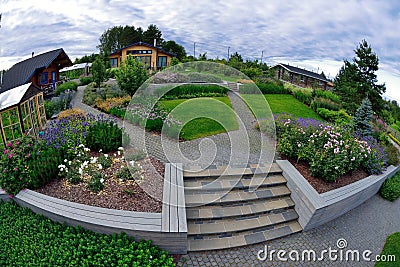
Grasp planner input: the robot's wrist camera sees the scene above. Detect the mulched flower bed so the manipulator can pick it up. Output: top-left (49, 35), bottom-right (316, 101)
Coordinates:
top-left (287, 158), bottom-right (369, 194)
top-left (36, 152), bottom-right (165, 213)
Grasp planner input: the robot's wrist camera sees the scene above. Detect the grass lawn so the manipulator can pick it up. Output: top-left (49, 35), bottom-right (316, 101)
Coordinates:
top-left (159, 97), bottom-right (238, 140)
top-left (375, 232), bottom-right (400, 267)
top-left (241, 94), bottom-right (323, 121)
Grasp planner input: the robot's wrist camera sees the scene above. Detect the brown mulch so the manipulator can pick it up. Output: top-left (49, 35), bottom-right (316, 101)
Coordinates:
top-left (287, 158), bottom-right (369, 194)
top-left (36, 152), bottom-right (165, 213)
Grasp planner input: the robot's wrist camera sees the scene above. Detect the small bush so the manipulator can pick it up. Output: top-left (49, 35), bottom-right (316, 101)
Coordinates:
top-left (311, 97), bottom-right (341, 111)
top-left (58, 108), bottom-right (85, 119)
top-left (116, 166), bottom-right (133, 181)
top-left (87, 172), bottom-right (105, 193)
top-left (98, 154), bottom-right (112, 168)
top-left (293, 90), bottom-right (313, 105)
top-left (380, 172), bottom-right (400, 201)
top-left (315, 89), bottom-right (341, 103)
top-left (108, 107), bottom-right (126, 118)
top-left (79, 76), bottom-right (93, 85)
top-left (316, 108), bottom-right (351, 124)
top-left (86, 120), bottom-right (128, 153)
top-left (55, 81), bottom-right (78, 96)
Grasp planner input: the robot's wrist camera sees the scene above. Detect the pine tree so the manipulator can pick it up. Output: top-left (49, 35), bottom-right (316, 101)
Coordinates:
top-left (353, 97), bottom-right (374, 137)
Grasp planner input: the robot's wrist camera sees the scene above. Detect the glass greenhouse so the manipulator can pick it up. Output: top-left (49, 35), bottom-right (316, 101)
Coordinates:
top-left (0, 83), bottom-right (46, 148)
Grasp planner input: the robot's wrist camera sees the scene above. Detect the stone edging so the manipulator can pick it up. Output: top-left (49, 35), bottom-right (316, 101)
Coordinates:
top-left (0, 163), bottom-right (187, 254)
top-left (276, 160), bottom-right (399, 231)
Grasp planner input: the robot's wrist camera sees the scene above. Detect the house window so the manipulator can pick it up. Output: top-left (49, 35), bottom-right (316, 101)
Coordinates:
top-left (39, 72), bottom-right (48, 85)
top-left (136, 56), bottom-right (151, 67)
top-left (158, 56), bottom-right (167, 67)
top-left (127, 50), bottom-right (152, 55)
top-left (110, 58), bottom-right (118, 68)
top-left (319, 80), bottom-right (323, 85)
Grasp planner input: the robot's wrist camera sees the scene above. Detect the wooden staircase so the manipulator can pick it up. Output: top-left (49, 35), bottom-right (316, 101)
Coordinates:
top-left (183, 163), bottom-right (302, 251)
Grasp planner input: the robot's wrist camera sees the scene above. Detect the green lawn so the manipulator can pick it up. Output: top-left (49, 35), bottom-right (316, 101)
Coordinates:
top-left (375, 232), bottom-right (400, 267)
top-left (159, 97), bottom-right (238, 140)
top-left (242, 94), bottom-right (323, 121)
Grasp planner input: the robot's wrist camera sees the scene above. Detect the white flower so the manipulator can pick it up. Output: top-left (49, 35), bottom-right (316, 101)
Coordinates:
top-left (334, 166), bottom-right (339, 170)
top-left (100, 178), bottom-right (104, 183)
top-left (84, 147), bottom-right (90, 152)
top-left (117, 151), bottom-right (121, 156)
top-left (64, 159), bottom-right (67, 163)
top-left (78, 168), bottom-right (83, 175)
top-left (104, 154), bottom-right (108, 158)
top-left (98, 164), bottom-right (103, 170)
top-left (90, 157), bottom-right (97, 164)
top-left (129, 160), bottom-right (135, 166)
top-left (99, 149), bottom-right (103, 152)
top-left (68, 161), bottom-right (72, 165)
top-left (78, 144), bottom-right (85, 148)
top-left (118, 147), bottom-right (124, 151)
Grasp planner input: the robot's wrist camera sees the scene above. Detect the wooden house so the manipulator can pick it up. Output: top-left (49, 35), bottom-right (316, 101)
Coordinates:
top-left (109, 41), bottom-right (175, 70)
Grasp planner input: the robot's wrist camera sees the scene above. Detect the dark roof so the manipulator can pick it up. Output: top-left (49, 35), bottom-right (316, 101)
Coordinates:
top-left (0, 48), bottom-right (72, 93)
top-left (276, 63), bottom-right (330, 83)
top-left (110, 41), bottom-right (176, 57)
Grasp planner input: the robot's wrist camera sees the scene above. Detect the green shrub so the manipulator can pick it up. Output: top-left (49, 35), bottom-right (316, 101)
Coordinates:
top-left (108, 107), bottom-right (126, 118)
top-left (0, 136), bottom-right (63, 195)
top-left (86, 120), bottom-right (128, 153)
top-left (311, 97), bottom-right (341, 111)
top-left (55, 81), bottom-right (78, 96)
top-left (0, 202), bottom-right (174, 266)
top-left (187, 72), bottom-right (222, 83)
top-left (98, 154), bottom-right (112, 168)
top-left (87, 172), bottom-right (105, 192)
top-left (293, 90), bottom-right (313, 105)
top-left (44, 92), bottom-right (74, 119)
top-left (380, 172), bottom-right (400, 201)
top-left (79, 76), bottom-right (93, 85)
top-left (106, 67), bottom-right (118, 79)
top-left (116, 166), bottom-right (133, 181)
top-left (316, 108), bottom-right (351, 124)
top-left (162, 84), bottom-right (228, 99)
top-left (386, 144), bottom-right (400, 166)
top-left (314, 89), bottom-right (341, 103)
top-left (240, 80), bottom-right (287, 94)
top-left (83, 86), bottom-right (101, 106)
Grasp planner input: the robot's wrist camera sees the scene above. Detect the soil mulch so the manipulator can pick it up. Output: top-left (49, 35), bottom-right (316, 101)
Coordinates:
top-left (36, 152), bottom-right (165, 213)
top-left (287, 158), bottom-right (369, 194)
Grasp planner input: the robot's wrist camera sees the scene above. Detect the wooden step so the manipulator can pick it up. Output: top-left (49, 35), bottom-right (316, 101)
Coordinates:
top-left (183, 163), bottom-right (282, 179)
top-left (185, 185), bottom-right (290, 207)
top-left (188, 209), bottom-right (298, 236)
top-left (188, 221), bottom-right (302, 252)
top-left (186, 197), bottom-right (294, 220)
top-left (184, 174), bottom-right (286, 192)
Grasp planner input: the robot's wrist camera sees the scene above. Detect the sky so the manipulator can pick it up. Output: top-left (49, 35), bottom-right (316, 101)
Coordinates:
top-left (1, 0), bottom-right (399, 101)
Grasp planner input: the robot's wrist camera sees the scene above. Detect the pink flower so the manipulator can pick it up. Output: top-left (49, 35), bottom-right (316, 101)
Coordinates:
top-left (27, 144), bottom-right (31, 147)
top-left (15, 141), bottom-right (20, 145)
top-left (27, 153), bottom-right (31, 157)
top-left (8, 153), bottom-right (13, 159)
top-left (6, 142), bottom-right (12, 147)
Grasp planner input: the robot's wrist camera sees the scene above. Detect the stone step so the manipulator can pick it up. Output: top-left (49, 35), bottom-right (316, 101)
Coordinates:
top-left (183, 163), bottom-right (282, 179)
top-left (188, 209), bottom-right (298, 236)
top-left (186, 196), bottom-right (294, 220)
top-left (187, 221), bottom-right (302, 252)
top-left (184, 174), bottom-right (286, 192)
top-left (185, 185), bottom-right (290, 207)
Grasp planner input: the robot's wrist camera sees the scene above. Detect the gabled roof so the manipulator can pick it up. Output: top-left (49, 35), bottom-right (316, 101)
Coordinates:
top-left (0, 48), bottom-right (72, 93)
top-left (110, 41), bottom-right (175, 57)
top-left (275, 63), bottom-right (330, 83)
top-left (0, 83), bottom-right (40, 111)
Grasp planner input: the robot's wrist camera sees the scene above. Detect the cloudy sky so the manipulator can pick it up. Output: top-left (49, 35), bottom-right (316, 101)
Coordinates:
top-left (1, 0), bottom-right (399, 101)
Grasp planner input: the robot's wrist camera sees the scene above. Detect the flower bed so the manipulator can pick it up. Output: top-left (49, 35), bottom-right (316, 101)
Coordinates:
top-left (275, 113), bottom-right (388, 183)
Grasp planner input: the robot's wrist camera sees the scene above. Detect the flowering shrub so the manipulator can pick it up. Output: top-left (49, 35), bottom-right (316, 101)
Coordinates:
top-left (275, 114), bottom-right (387, 182)
top-left (95, 95), bottom-right (131, 112)
top-left (58, 145), bottom-right (108, 192)
top-left (86, 120), bottom-right (129, 153)
top-left (0, 136), bottom-right (63, 195)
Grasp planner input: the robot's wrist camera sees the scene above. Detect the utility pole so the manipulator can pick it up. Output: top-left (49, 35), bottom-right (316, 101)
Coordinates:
top-left (260, 50), bottom-right (264, 64)
top-left (193, 42), bottom-right (196, 59)
top-left (227, 46), bottom-right (230, 61)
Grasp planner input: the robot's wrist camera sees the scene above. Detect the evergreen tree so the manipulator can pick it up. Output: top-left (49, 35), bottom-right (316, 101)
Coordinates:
top-left (353, 97), bottom-right (374, 137)
top-left (334, 40), bottom-right (386, 114)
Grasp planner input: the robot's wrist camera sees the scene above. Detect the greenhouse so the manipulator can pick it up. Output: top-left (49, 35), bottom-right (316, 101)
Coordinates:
top-left (0, 82), bottom-right (46, 148)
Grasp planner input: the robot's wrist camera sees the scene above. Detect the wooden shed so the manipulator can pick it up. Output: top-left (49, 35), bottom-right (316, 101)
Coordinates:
top-left (0, 82), bottom-right (46, 148)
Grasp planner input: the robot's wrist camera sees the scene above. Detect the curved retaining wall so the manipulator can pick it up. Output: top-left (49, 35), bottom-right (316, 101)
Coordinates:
top-left (277, 160), bottom-right (399, 231)
top-left (1, 163), bottom-right (187, 254)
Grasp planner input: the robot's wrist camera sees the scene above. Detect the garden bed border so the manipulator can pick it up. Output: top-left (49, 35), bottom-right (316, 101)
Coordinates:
top-left (277, 160), bottom-right (399, 231)
top-left (1, 163), bottom-right (187, 254)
